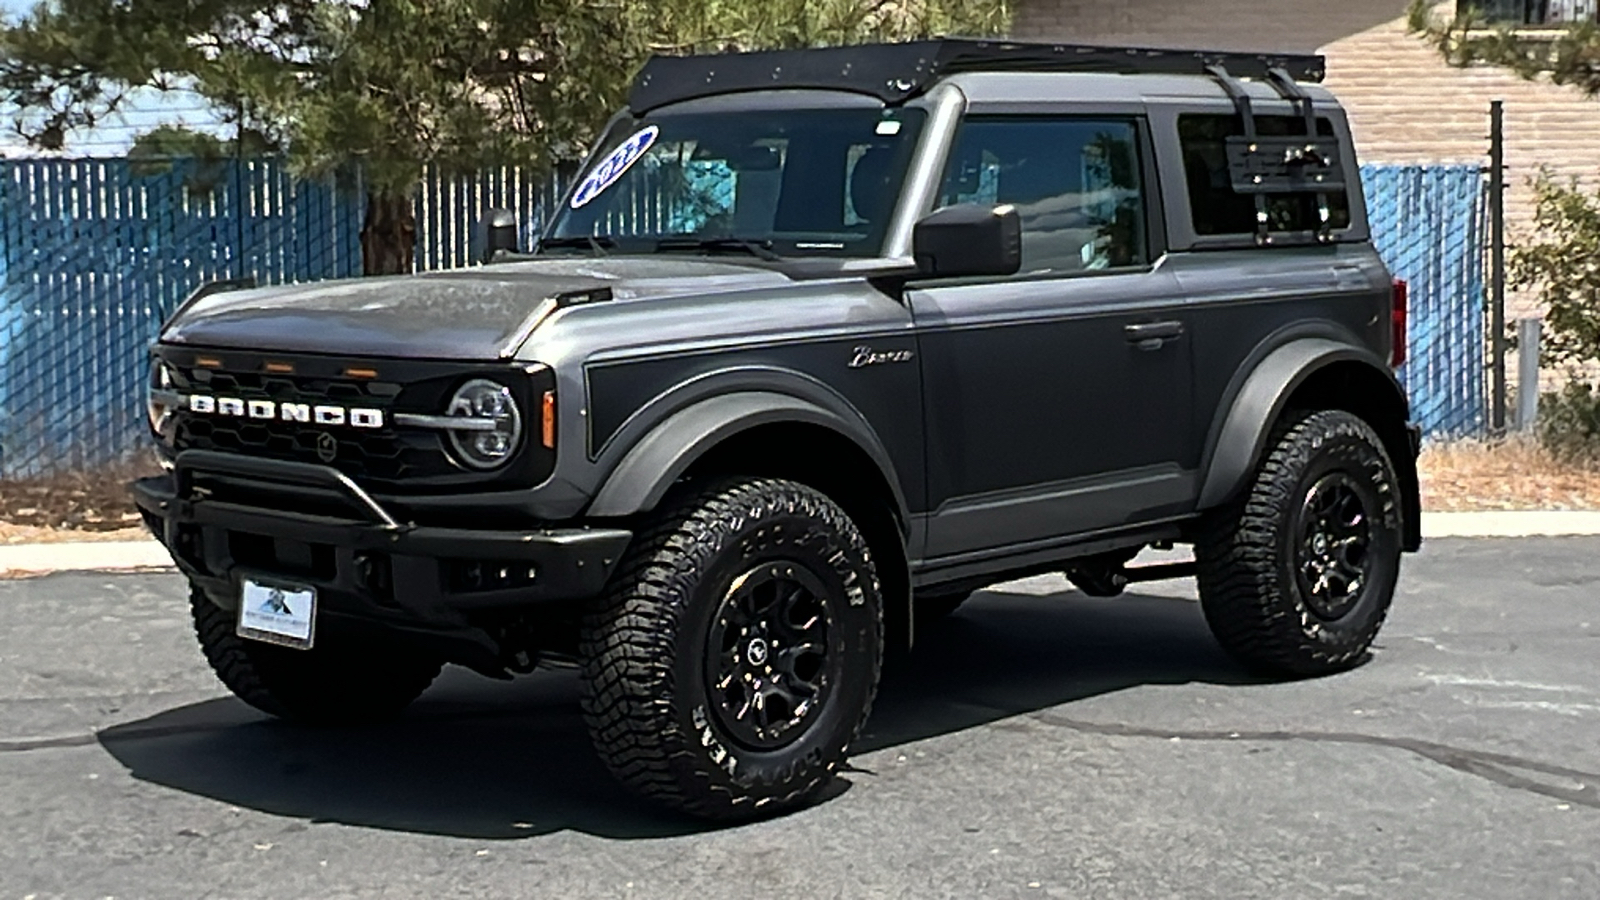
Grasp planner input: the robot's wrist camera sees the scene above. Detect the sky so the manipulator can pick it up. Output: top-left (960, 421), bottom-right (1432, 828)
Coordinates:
top-left (0, 0), bottom-right (228, 158)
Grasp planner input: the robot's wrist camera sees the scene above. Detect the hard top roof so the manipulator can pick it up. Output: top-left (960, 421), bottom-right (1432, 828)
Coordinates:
top-left (628, 39), bottom-right (1326, 113)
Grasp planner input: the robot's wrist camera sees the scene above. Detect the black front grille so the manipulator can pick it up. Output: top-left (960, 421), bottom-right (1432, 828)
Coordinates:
top-left (178, 415), bottom-right (425, 480)
top-left (167, 361), bottom-right (454, 486)
top-left (154, 346), bottom-right (558, 492)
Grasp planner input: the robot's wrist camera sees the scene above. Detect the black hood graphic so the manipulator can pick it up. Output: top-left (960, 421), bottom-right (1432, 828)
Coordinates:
top-left (161, 257), bottom-right (793, 360)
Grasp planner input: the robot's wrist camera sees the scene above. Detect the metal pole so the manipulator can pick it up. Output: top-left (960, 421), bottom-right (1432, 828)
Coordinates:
top-left (1489, 100), bottom-right (1507, 435)
top-left (1516, 318), bottom-right (1541, 431)
top-left (231, 102), bottom-right (247, 282)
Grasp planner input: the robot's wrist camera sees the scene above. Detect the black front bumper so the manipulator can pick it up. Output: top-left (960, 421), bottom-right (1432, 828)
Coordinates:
top-left (132, 451), bottom-right (631, 661)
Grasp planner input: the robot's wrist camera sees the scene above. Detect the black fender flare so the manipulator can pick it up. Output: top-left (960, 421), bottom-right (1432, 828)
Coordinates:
top-left (1197, 338), bottom-right (1416, 521)
top-left (586, 390), bottom-right (909, 526)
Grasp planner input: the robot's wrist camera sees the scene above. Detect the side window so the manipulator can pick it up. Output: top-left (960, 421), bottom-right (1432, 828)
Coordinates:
top-left (1178, 114), bottom-right (1353, 237)
top-left (1457, 0), bottom-right (1598, 26)
top-left (937, 118), bottom-right (1148, 275)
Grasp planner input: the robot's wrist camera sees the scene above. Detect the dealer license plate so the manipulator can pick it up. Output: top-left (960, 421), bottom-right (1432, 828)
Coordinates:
top-left (237, 578), bottom-right (317, 650)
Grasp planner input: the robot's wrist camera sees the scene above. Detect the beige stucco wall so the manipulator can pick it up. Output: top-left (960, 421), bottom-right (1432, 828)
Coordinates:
top-left (1011, 0), bottom-right (1600, 322)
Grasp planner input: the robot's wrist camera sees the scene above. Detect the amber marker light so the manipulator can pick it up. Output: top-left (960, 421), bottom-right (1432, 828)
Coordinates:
top-left (195, 356), bottom-right (223, 369)
top-left (345, 367), bottom-right (379, 380)
top-left (541, 391), bottom-right (556, 448)
top-left (263, 361), bottom-right (295, 374)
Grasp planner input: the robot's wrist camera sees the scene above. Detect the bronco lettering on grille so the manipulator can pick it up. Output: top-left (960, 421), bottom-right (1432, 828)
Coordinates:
top-left (186, 394), bottom-right (384, 429)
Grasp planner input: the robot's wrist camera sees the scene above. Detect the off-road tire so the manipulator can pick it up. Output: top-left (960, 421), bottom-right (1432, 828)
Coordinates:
top-left (580, 477), bottom-right (884, 820)
top-left (1195, 409), bottom-right (1403, 677)
top-left (190, 585), bottom-right (442, 723)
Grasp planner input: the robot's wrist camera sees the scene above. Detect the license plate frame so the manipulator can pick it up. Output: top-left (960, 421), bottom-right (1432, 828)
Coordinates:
top-left (237, 577), bottom-right (317, 650)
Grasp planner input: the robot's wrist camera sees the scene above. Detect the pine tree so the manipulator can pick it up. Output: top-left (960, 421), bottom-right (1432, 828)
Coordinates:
top-left (1, 0), bottom-right (1009, 274)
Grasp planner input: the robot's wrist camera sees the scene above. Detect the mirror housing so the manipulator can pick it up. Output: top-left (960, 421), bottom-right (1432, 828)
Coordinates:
top-left (478, 208), bottom-right (519, 263)
top-left (912, 203), bottom-right (1021, 279)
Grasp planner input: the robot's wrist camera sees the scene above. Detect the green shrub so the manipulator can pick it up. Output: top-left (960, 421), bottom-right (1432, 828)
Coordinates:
top-left (1511, 175), bottom-right (1600, 461)
top-left (1511, 176), bottom-right (1600, 370)
top-left (1538, 380), bottom-right (1600, 466)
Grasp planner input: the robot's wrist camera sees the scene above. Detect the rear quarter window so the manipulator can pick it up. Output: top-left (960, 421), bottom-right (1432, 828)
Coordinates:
top-left (1178, 114), bottom-right (1352, 237)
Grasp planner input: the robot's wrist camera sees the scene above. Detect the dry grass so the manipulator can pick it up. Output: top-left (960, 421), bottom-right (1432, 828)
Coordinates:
top-left (1420, 436), bottom-right (1600, 511)
top-left (0, 460), bottom-right (159, 542)
top-left (0, 524), bottom-right (149, 545)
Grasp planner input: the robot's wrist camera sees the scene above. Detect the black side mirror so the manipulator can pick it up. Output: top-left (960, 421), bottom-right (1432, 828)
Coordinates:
top-left (478, 208), bottom-right (519, 263)
top-left (912, 203), bottom-right (1021, 279)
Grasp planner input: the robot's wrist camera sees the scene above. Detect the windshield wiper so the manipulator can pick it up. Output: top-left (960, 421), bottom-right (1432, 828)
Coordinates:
top-left (655, 237), bottom-right (783, 262)
top-left (538, 235), bottom-right (616, 256)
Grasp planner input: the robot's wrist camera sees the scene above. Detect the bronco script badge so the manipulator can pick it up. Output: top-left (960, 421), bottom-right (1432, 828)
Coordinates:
top-left (848, 346), bottom-right (915, 368)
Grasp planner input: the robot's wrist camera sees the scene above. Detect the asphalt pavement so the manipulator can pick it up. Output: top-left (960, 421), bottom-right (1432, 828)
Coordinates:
top-left (2, 537), bottom-right (1598, 898)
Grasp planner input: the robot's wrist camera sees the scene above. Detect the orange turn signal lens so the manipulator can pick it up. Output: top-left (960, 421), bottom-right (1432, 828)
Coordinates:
top-left (541, 391), bottom-right (556, 449)
top-left (195, 356), bottom-right (222, 369)
top-left (344, 367), bottom-right (379, 380)
top-left (263, 361), bottom-right (295, 374)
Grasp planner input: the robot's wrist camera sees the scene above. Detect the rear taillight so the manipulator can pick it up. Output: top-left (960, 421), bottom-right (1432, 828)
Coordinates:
top-left (1390, 278), bottom-right (1408, 368)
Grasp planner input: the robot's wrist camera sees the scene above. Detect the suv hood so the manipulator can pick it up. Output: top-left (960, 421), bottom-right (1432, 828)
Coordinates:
top-left (160, 257), bottom-right (794, 360)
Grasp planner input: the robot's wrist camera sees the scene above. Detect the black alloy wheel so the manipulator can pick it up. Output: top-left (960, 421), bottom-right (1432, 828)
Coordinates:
top-left (1294, 473), bottom-right (1376, 621)
top-left (705, 562), bottom-right (839, 750)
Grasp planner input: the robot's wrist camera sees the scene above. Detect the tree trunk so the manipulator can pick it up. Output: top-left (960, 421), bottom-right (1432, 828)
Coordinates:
top-left (360, 190), bottom-right (416, 276)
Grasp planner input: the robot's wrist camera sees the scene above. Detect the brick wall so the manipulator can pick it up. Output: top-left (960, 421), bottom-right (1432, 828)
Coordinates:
top-left (1010, 0), bottom-right (1401, 52)
top-left (1012, 0), bottom-right (1600, 322)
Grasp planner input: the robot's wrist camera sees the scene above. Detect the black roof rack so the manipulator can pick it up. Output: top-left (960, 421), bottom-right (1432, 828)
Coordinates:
top-left (629, 39), bottom-right (1325, 113)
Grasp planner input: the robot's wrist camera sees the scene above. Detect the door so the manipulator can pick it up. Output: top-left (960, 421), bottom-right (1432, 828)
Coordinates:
top-left (912, 115), bottom-right (1197, 559)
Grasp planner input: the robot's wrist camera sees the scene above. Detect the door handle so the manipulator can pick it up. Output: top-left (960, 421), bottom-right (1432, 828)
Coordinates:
top-left (1125, 321), bottom-right (1183, 350)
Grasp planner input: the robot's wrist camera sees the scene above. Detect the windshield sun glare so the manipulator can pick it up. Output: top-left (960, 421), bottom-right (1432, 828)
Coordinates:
top-left (547, 107), bottom-right (927, 259)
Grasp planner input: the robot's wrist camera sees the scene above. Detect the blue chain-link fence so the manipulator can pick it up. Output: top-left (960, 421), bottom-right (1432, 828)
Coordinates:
top-left (0, 158), bottom-right (1485, 478)
top-left (1362, 164), bottom-right (1487, 439)
top-left (0, 158), bottom-right (567, 477)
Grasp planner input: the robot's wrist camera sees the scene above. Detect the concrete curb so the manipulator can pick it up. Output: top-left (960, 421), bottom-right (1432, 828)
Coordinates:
top-left (1421, 510), bottom-right (1600, 539)
top-left (1, 510), bottom-right (1596, 577)
top-left (0, 541), bottom-right (175, 577)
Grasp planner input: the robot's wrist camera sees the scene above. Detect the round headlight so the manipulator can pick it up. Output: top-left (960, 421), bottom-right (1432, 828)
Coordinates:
top-left (445, 379), bottom-right (522, 469)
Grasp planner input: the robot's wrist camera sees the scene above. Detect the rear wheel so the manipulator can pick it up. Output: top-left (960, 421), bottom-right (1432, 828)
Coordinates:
top-left (580, 477), bottom-right (883, 820)
top-left (1195, 409), bottom-right (1403, 677)
top-left (190, 585), bottom-right (441, 723)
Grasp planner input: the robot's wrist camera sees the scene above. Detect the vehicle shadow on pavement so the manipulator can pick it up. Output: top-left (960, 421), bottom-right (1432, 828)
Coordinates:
top-left (97, 586), bottom-right (1258, 840)
top-left (864, 588), bottom-right (1260, 753)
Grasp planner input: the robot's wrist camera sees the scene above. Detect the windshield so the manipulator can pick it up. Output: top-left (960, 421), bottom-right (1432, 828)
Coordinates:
top-left (544, 106), bottom-right (927, 259)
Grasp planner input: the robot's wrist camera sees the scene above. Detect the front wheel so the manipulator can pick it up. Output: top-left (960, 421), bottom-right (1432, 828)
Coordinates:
top-left (580, 478), bottom-right (884, 820)
top-left (190, 585), bottom-right (442, 724)
top-left (1195, 409), bottom-right (1403, 677)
